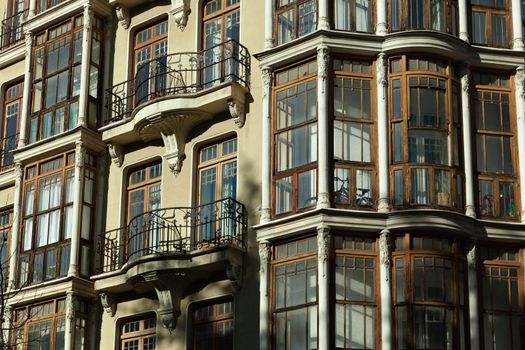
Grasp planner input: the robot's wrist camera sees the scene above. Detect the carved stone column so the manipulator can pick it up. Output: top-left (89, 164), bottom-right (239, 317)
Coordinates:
top-left (78, 3), bottom-right (93, 128)
top-left (68, 141), bottom-right (86, 277)
top-left (376, 53), bottom-right (390, 212)
top-left (258, 240), bottom-right (271, 350)
top-left (318, 0), bottom-right (330, 30)
top-left (64, 291), bottom-right (77, 350)
top-left (260, 67), bottom-right (273, 223)
top-left (264, 0), bottom-right (274, 49)
top-left (317, 225), bottom-right (331, 350)
top-left (512, 0), bottom-right (524, 50)
top-left (466, 241), bottom-right (480, 350)
top-left (7, 162), bottom-right (24, 291)
top-left (379, 229), bottom-right (393, 350)
top-left (461, 64), bottom-right (477, 218)
top-left (458, 0), bottom-right (469, 42)
top-left (19, 31), bottom-right (33, 147)
top-left (514, 67), bottom-right (525, 222)
top-left (317, 46), bottom-right (330, 209)
top-left (376, 0), bottom-right (388, 35)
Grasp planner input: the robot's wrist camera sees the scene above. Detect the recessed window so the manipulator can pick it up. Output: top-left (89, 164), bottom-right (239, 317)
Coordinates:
top-left (275, 0), bottom-right (317, 45)
top-left (193, 299), bottom-right (234, 350)
top-left (120, 315), bottom-right (157, 350)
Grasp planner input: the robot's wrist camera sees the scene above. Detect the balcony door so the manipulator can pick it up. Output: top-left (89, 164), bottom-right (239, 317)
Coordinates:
top-left (133, 20), bottom-right (168, 106)
top-left (198, 138), bottom-right (237, 242)
top-left (2, 81), bottom-right (22, 169)
top-left (127, 162), bottom-right (162, 260)
top-left (202, 0), bottom-right (240, 87)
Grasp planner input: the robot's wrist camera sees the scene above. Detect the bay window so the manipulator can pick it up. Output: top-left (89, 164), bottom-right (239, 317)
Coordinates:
top-left (470, 0), bottom-right (510, 47)
top-left (393, 235), bottom-right (467, 350)
top-left (275, 0), bottom-right (317, 45)
top-left (272, 237), bottom-right (318, 350)
top-left (273, 61), bottom-right (318, 216)
top-left (479, 246), bottom-right (523, 350)
top-left (334, 236), bottom-right (378, 349)
top-left (333, 59), bottom-right (375, 209)
top-left (473, 72), bottom-right (517, 219)
top-left (390, 57), bottom-right (463, 210)
top-left (334, 0), bottom-right (373, 33)
top-left (390, 0), bottom-right (458, 34)
top-left (30, 15), bottom-right (103, 144)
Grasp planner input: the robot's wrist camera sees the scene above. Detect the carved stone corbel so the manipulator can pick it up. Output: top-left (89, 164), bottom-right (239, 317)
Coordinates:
top-left (155, 287), bottom-right (181, 330)
top-left (228, 99), bottom-right (245, 127)
top-left (108, 143), bottom-right (123, 167)
top-left (115, 6), bottom-right (130, 30)
top-left (226, 264), bottom-right (242, 290)
top-left (170, 0), bottom-right (191, 31)
top-left (99, 292), bottom-right (116, 317)
top-left (160, 132), bottom-right (186, 176)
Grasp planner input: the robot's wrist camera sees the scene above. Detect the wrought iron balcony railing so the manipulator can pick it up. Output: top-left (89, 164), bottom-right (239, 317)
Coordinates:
top-left (0, 133), bottom-right (18, 172)
top-left (97, 198), bottom-right (247, 273)
top-left (0, 10), bottom-right (27, 50)
top-left (104, 39), bottom-right (251, 126)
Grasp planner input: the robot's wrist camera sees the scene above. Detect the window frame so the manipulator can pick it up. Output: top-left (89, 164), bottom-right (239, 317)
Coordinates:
top-left (389, 0), bottom-right (459, 34)
top-left (191, 297), bottom-right (235, 350)
top-left (1, 80), bottom-right (23, 171)
top-left (0, 207), bottom-right (13, 292)
top-left (333, 0), bottom-right (375, 33)
top-left (470, 0), bottom-right (511, 48)
top-left (274, 0), bottom-right (318, 45)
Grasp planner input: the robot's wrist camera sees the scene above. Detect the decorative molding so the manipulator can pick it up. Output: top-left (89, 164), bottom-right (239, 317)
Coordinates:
top-left (264, 38), bottom-right (274, 50)
top-left (259, 208), bottom-right (271, 224)
top-left (99, 292), bottom-right (116, 317)
top-left (115, 6), bottom-right (130, 30)
top-left (317, 17), bottom-right (330, 31)
top-left (66, 291), bottom-right (76, 324)
top-left (516, 66), bottom-right (525, 100)
top-left (316, 225), bottom-right (330, 277)
top-left (461, 63), bottom-right (471, 94)
top-left (228, 99), bottom-right (245, 128)
top-left (75, 140), bottom-right (85, 169)
top-left (155, 287), bottom-right (181, 330)
top-left (24, 31), bottom-right (33, 55)
top-left (376, 22), bottom-right (388, 35)
top-left (465, 205), bottom-right (477, 219)
top-left (512, 38), bottom-right (524, 51)
top-left (107, 143), bottom-right (123, 167)
top-left (170, 0), bottom-right (191, 31)
top-left (379, 229), bottom-right (392, 280)
top-left (376, 53), bottom-right (388, 91)
top-left (317, 46), bottom-right (329, 94)
top-left (377, 198), bottom-right (390, 213)
top-left (258, 240), bottom-right (271, 277)
top-left (226, 264), bottom-right (242, 290)
top-left (14, 162), bottom-right (23, 192)
top-left (466, 240), bottom-right (477, 272)
top-left (316, 192), bottom-right (330, 209)
top-left (261, 67), bottom-right (273, 100)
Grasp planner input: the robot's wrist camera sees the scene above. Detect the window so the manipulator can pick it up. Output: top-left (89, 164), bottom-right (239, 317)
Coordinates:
top-left (133, 20), bottom-right (168, 106)
top-left (120, 316), bottom-right (156, 350)
top-left (473, 72), bottom-right (517, 219)
top-left (334, 0), bottom-right (372, 32)
top-left (1, 0), bottom-right (27, 49)
top-left (479, 246), bottom-right (523, 350)
top-left (273, 61), bottom-right (318, 216)
top-left (275, 0), bottom-right (317, 45)
top-left (393, 235), bottom-right (467, 350)
top-left (198, 138), bottom-right (237, 242)
top-left (390, 57), bottom-right (463, 210)
top-left (390, 0), bottom-right (458, 34)
top-left (126, 162), bottom-right (162, 260)
top-left (30, 15), bottom-right (103, 143)
top-left (2, 80), bottom-right (22, 170)
top-left (193, 299), bottom-right (234, 350)
top-left (333, 59), bottom-right (375, 209)
top-left (0, 208), bottom-right (13, 292)
top-left (272, 237), bottom-right (318, 350)
top-left (18, 152), bottom-right (95, 286)
top-left (13, 298), bottom-right (88, 350)
top-left (470, 0), bottom-right (510, 47)
top-left (37, 0), bottom-right (66, 13)
top-left (203, 0), bottom-right (240, 86)
top-left (334, 236), bottom-right (377, 349)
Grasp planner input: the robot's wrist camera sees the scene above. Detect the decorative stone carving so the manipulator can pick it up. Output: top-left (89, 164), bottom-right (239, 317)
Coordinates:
top-left (318, 16), bottom-right (330, 31)
top-left (258, 240), bottom-right (271, 277)
top-left (516, 67), bottom-right (525, 100)
top-left (377, 198), bottom-right (390, 213)
top-left (379, 229), bottom-right (392, 280)
top-left (317, 225), bottom-right (331, 277)
top-left (108, 143), bottom-right (123, 167)
top-left (24, 31), bottom-right (33, 55)
top-left (317, 46), bottom-right (329, 94)
top-left (376, 53), bottom-right (388, 90)
top-left (228, 99), bottom-right (245, 127)
top-left (155, 288), bottom-right (181, 330)
top-left (66, 292), bottom-right (76, 324)
top-left (83, 3), bottom-right (93, 29)
top-left (461, 63), bottom-right (471, 94)
top-left (227, 264), bottom-right (242, 290)
top-left (261, 67), bottom-right (273, 100)
top-left (115, 6), bottom-right (130, 30)
top-left (513, 38), bottom-right (525, 51)
top-left (466, 239), bottom-right (477, 272)
top-left (75, 140), bottom-right (85, 169)
top-left (260, 208), bottom-right (271, 224)
top-left (170, 0), bottom-right (191, 31)
top-left (459, 32), bottom-right (469, 43)
top-left (264, 38), bottom-right (274, 50)
top-left (99, 292), bottom-right (116, 317)
top-left (14, 162), bottom-right (23, 192)
top-left (316, 192), bottom-right (330, 209)
top-left (376, 22), bottom-right (388, 35)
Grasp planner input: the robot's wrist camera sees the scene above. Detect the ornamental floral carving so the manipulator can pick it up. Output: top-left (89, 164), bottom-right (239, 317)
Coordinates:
top-left (317, 225), bottom-right (330, 277)
top-left (258, 241), bottom-right (271, 276)
top-left (466, 239), bottom-right (477, 272)
top-left (115, 6), bottom-right (130, 30)
top-left (376, 53), bottom-right (388, 89)
top-left (516, 67), bottom-right (525, 100)
top-left (317, 46), bottom-right (329, 93)
top-left (461, 63), bottom-right (471, 94)
top-left (379, 230), bottom-right (392, 277)
top-left (261, 67), bottom-right (272, 100)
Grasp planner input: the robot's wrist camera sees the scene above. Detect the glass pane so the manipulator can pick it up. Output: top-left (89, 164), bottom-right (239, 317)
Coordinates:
top-left (276, 177), bottom-right (293, 214)
top-left (410, 168), bottom-right (429, 204)
top-left (298, 169), bottom-right (316, 209)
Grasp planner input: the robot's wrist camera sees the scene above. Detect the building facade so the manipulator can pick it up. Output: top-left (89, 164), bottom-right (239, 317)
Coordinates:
top-left (0, 0), bottom-right (524, 349)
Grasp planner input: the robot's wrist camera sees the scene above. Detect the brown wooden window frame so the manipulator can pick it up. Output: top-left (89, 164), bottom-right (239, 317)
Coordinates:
top-left (272, 60), bottom-right (318, 217)
top-left (333, 0), bottom-right (375, 33)
top-left (389, 56), bottom-right (464, 211)
top-left (334, 236), bottom-right (379, 349)
top-left (274, 0), bottom-right (318, 45)
top-left (271, 236), bottom-right (318, 350)
top-left (478, 245), bottom-right (523, 350)
top-left (473, 71), bottom-right (519, 219)
top-left (0, 207), bottom-right (13, 292)
top-left (470, 0), bottom-right (512, 48)
top-left (1, 80), bottom-right (23, 171)
top-left (332, 58), bottom-right (377, 210)
top-left (392, 234), bottom-right (468, 350)
top-left (389, 0), bottom-right (459, 34)
top-left (119, 314), bottom-right (157, 350)
top-left (192, 297), bottom-right (235, 350)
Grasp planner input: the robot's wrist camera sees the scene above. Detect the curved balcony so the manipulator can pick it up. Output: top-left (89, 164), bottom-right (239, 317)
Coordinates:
top-left (102, 40), bottom-right (250, 174)
top-left (0, 10), bottom-right (27, 51)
